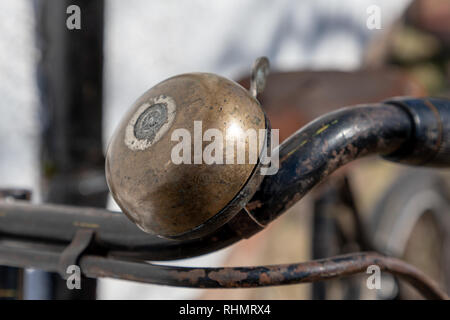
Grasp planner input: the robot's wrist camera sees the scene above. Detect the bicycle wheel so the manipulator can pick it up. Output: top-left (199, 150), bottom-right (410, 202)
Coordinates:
top-left (370, 169), bottom-right (450, 299)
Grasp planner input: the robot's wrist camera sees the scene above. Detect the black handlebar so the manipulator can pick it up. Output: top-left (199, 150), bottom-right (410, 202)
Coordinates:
top-left (0, 97), bottom-right (449, 261)
top-left (246, 97), bottom-right (450, 228)
top-left (1, 97), bottom-right (449, 299)
top-left (384, 97), bottom-right (450, 167)
top-left (247, 102), bottom-right (411, 226)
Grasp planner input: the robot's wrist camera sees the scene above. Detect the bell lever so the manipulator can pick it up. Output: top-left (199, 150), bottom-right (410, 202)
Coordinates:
top-left (250, 57), bottom-right (270, 99)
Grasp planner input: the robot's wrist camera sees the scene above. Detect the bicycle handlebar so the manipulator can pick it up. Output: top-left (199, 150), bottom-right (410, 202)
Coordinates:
top-left (247, 97), bottom-right (450, 227)
top-left (0, 98), bottom-right (449, 261)
top-left (247, 102), bottom-right (411, 226)
top-left (1, 97), bottom-right (449, 299)
top-left (384, 97), bottom-right (450, 166)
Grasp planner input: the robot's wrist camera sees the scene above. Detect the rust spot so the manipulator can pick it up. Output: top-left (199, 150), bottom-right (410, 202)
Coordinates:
top-left (209, 269), bottom-right (248, 287)
top-left (73, 221), bottom-right (99, 229)
top-left (246, 200), bottom-right (263, 211)
top-left (259, 273), bottom-right (271, 285)
top-left (169, 269), bottom-right (206, 285)
top-left (259, 271), bottom-right (285, 285)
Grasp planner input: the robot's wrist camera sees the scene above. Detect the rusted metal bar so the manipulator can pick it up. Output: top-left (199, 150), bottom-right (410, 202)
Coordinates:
top-left (0, 189), bottom-right (30, 300)
top-left (0, 239), bottom-right (61, 272)
top-left (79, 252), bottom-right (447, 300)
top-left (0, 200), bottom-right (242, 261)
top-left (57, 229), bottom-right (95, 278)
top-left (0, 237), bottom-right (445, 299)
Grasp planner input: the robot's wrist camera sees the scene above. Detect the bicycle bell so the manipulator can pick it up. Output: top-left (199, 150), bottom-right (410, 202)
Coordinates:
top-left (106, 57), bottom-right (271, 240)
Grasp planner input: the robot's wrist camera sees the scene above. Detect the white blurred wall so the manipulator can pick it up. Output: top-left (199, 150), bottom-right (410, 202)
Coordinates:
top-left (0, 0), bottom-right (40, 195)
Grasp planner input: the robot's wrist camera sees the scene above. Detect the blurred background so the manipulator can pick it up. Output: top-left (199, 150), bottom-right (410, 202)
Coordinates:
top-left (0, 0), bottom-right (449, 299)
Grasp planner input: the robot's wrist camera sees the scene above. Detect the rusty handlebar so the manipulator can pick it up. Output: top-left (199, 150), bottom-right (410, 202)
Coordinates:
top-left (0, 98), bottom-right (449, 299)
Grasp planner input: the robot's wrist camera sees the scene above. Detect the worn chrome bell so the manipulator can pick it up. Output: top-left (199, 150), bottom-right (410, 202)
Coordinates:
top-left (106, 58), bottom-right (270, 240)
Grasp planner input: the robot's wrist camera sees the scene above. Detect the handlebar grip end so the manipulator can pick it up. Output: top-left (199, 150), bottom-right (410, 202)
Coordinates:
top-left (384, 97), bottom-right (450, 167)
